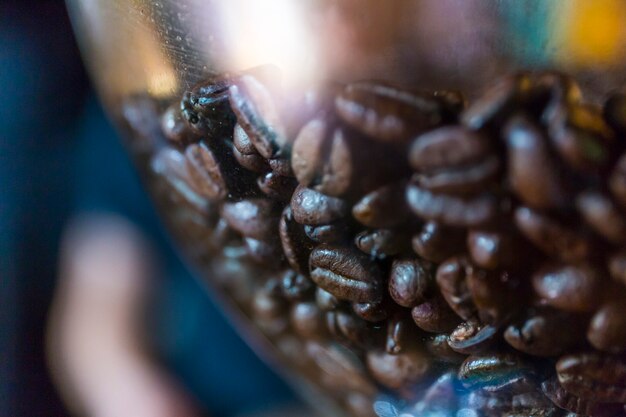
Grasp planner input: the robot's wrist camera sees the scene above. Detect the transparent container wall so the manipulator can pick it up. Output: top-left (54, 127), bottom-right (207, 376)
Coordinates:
top-left (67, 1), bottom-right (626, 417)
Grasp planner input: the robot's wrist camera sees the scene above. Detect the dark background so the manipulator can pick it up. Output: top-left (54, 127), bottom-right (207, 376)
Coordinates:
top-left (0, 1), bottom-right (297, 415)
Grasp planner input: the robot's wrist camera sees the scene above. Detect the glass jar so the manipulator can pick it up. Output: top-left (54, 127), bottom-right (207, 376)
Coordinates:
top-left (66, 1), bottom-right (626, 416)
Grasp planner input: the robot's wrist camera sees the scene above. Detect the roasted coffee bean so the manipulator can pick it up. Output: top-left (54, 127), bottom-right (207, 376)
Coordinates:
top-left (448, 320), bottom-right (499, 355)
top-left (409, 126), bottom-right (499, 195)
top-left (504, 308), bottom-right (586, 357)
top-left (609, 250), bottom-right (626, 287)
top-left (610, 154), bottom-right (626, 208)
top-left (326, 309), bottom-right (372, 348)
top-left (576, 191), bottom-right (626, 245)
top-left (532, 263), bottom-right (604, 313)
top-left (462, 390), bottom-right (513, 417)
top-left (510, 391), bottom-right (560, 417)
top-left (352, 300), bottom-right (388, 323)
top-left (292, 118), bottom-right (405, 197)
top-left (257, 171), bottom-right (297, 201)
top-left (306, 341), bottom-right (375, 395)
top-left (122, 95), bottom-right (169, 152)
top-left (468, 229), bottom-right (521, 270)
top-left (406, 183), bottom-right (498, 227)
top-left (388, 258), bottom-right (432, 308)
top-left (436, 257), bottom-right (477, 320)
top-left (221, 199), bottom-right (280, 240)
top-left (229, 74), bottom-right (288, 159)
top-left (542, 376), bottom-right (625, 417)
top-left (588, 300), bottom-right (626, 353)
top-left (316, 287), bottom-right (340, 312)
top-left (604, 93), bottom-right (626, 136)
top-left (232, 144), bottom-right (271, 173)
top-left (366, 348), bottom-right (430, 390)
top-left (354, 229), bottom-right (408, 259)
top-left (290, 185), bottom-right (349, 225)
top-left (458, 353), bottom-right (535, 390)
top-left (515, 207), bottom-right (593, 263)
top-left (161, 104), bottom-right (190, 144)
top-left (267, 157), bottom-right (294, 177)
top-left (290, 301), bottom-right (327, 339)
top-left (243, 237), bottom-right (284, 267)
top-left (504, 115), bottom-right (572, 209)
top-left (557, 352), bottom-right (626, 403)
top-left (233, 123), bottom-right (258, 155)
top-left (466, 267), bottom-right (519, 323)
top-left (411, 296), bottom-right (460, 333)
top-left (185, 142), bottom-right (230, 201)
top-left (279, 270), bottom-right (314, 301)
top-left (548, 104), bottom-right (615, 173)
top-left (461, 73), bottom-right (532, 130)
top-left (345, 393), bottom-right (377, 417)
top-left (309, 245), bottom-right (384, 302)
top-left (530, 71), bottom-right (583, 122)
top-left (151, 147), bottom-right (210, 215)
top-left (304, 223), bottom-right (349, 244)
top-left (412, 221), bottom-right (466, 263)
top-left (278, 206), bottom-right (315, 275)
top-left (386, 314), bottom-right (418, 355)
top-left (251, 279), bottom-right (288, 335)
top-left (352, 182), bottom-right (411, 229)
top-left (181, 75), bottom-right (235, 136)
top-left (415, 372), bottom-right (459, 413)
top-left (335, 81), bottom-right (445, 143)
top-left (425, 333), bottom-right (466, 363)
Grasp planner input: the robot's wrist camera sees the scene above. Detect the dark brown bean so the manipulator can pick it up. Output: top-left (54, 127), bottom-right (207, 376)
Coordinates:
top-left (504, 308), bottom-right (586, 357)
top-left (267, 158), bottom-right (294, 177)
top-left (304, 223), bottom-right (349, 244)
top-left (466, 267), bottom-right (519, 323)
top-left (411, 296), bottom-right (460, 333)
top-left (588, 300), bottom-right (626, 353)
top-left (221, 199), bottom-right (280, 240)
top-left (161, 104), bottom-right (190, 144)
top-left (184, 142), bottom-right (230, 201)
top-left (413, 372), bottom-right (458, 415)
top-left (335, 81), bottom-right (444, 143)
top-left (461, 73), bottom-right (532, 130)
top-left (448, 320), bottom-right (499, 355)
top-left (278, 206), bottom-right (315, 275)
top-left (414, 156), bottom-right (500, 196)
top-left (326, 309), bottom-right (371, 348)
top-left (232, 145), bottom-right (271, 173)
top-left (388, 258), bottom-right (432, 308)
top-left (532, 263), bottom-right (604, 312)
top-left (366, 348), bottom-right (430, 390)
top-left (425, 333), bottom-right (466, 363)
top-left (385, 314), bottom-right (418, 355)
top-left (609, 250), bottom-right (626, 287)
top-left (243, 237), bottom-right (284, 267)
top-left (180, 75), bottom-right (235, 136)
top-left (515, 206), bottom-right (593, 263)
top-left (257, 171), bottom-right (297, 201)
top-left (557, 352), bottom-right (626, 403)
top-left (576, 191), bottom-right (626, 245)
top-left (309, 245), bottom-right (384, 302)
top-left (468, 229), bottom-right (520, 270)
top-left (610, 153), bottom-right (626, 208)
top-left (279, 269), bottom-right (314, 301)
top-left (354, 229), bottom-right (408, 259)
top-left (233, 123), bottom-right (258, 155)
top-left (412, 221), bottom-right (466, 263)
top-left (458, 353), bottom-right (535, 390)
top-left (290, 185), bottom-right (349, 225)
top-left (530, 71), bottom-right (582, 122)
top-left (345, 393), bottom-right (377, 417)
top-left (251, 279), bottom-right (288, 335)
top-left (352, 182), bottom-right (411, 229)
top-left (352, 301), bottom-right (388, 323)
top-left (504, 115), bottom-right (572, 209)
top-left (315, 287), bottom-right (340, 311)
top-left (290, 302), bottom-right (326, 339)
top-left (436, 257), bottom-right (477, 320)
top-left (229, 74), bottom-right (288, 159)
top-left (541, 377), bottom-right (624, 417)
top-left (406, 183), bottom-right (498, 227)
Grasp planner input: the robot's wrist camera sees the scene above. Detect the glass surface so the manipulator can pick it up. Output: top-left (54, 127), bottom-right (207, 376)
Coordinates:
top-left (66, 1), bottom-right (626, 416)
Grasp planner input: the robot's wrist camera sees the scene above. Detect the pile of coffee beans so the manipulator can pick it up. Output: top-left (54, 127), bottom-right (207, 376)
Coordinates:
top-left (121, 69), bottom-right (626, 417)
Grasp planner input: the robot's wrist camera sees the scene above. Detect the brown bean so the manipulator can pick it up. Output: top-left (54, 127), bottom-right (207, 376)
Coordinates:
top-left (436, 257), bottom-right (477, 320)
top-left (354, 229), bottom-right (408, 259)
top-left (366, 349), bottom-right (430, 390)
top-left (257, 171), bottom-right (297, 201)
top-left (290, 185), bottom-right (349, 225)
top-left (221, 199), bottom-right (280, 240)
top-left (448, 320), bottom-right (499, 355)
top-left (468, 229), bottom-right (520, 270)
top-left (352, 181), bottom-right (411, 228)
top-left (587, 300), bottom-right (626, 353)
top-left (576, 191), bottom-right (626, 245)
top-left (290, 302), bottom-right (326, 339)
top-left (556, 352), bottom-right (626, 403)
top-left (411, 296), bottom-right (460, 333)
top-left (304, 223), bottom-right (350, 244)
top-left (541, 376), bottom-right (624, 417)
top-left (532, 263), bottom-right (604, 312)
top-left (609, 250), bottom-right (626, 287)
top-left (388, 258), bottom-right (432, 308)
top-left (412, 221), bottom-right (466, 263)
top-left (278, 206), bottom-right (315, 275)
top-left (609, 153), bottom-right (626, 208)
top-left (352, 301), bottom-right (389, 323)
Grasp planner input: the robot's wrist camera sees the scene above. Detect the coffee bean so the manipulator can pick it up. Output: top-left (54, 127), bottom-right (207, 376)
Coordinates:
top-left (310, 245), bottom-right (384, 302)
top-left (530, 71), bottom-right (582, 122)
top-left (345, 393), bottom-right (377, 417)
top-left (326, 309), bottom-right (372, 348)
top-left (315, 287), bottom-right (341, 312)
top-left (278, 206), bottom-right (315, 275)
top-left (252, 279), bottom-right (288, 335)
top-left (413, 372), bottom-right (459, 414)
top-left (462, 390), bottom-right (513, 417)
top-left (576, 191), bottom-right (626, 245)
top-left (352, 300), bottom-right (388, 323)
top-left (221, 199), bottom-right (280, 240)
top-left (414, 156), bottom-right (501, 196)
top-left (335, 81), bottom-right (444, 143)
top-left (557, 352), bottom-right (626, 403)
top-left (412, 221), bottom-right (466, 263)
top-left (290, 185), bottom-right (349, 225)
top-left (609, 250), bottom-right (626, 287)
top-left (448, 320), bottom-right (499, 355)
top-left (304, 223), bottom-right (349, 244)
top-left (232, 144), bottom-right (271, 173)
top-left (385, 314), bottom-right (418, 355)
top-left (425, 333), bottom-right (466, 363)
top-left (468, 229), bottom-right (521, 269)
top-left (229, 74), bottom-right (288, 159)
top-left (510, 391), bottom-right (560, 417)
top-left (588, 301), bottom-right (626, 353)
top-left (184, 142), bottom-right (230, 201)
top-left (548, 104), bottom-right (615, 173)
top-left (389, 258), bottom-right (432, 308)
top-left (352, 182), bottom-right (411, 229)
top-left (181, 75), bottom-right (235, 136)
top-left (161, 104), bottom-right (191, 144)
top-left (541, 376), bottom-right (624, 416)
top-left (257, 171), bottom-right (298, 201)
top-left (458, 353), bottom-right (535, 390)
top-left (243, 237), bottom-right (284, 267)
top-left (411, 296), bottom-right (460, 333)
top-left (515, 206), bottom-right (593, 263)
top-left (406, 183), bottom-right (498, 227)
top-left (279, 270), bottom-right (314, 301)
top-left (504, 115), bottom-right (572, 209)
top-left (436, 257), bottom-right (477, 320)
top-left (532, 263), bottom-right (604, 312)
top-left (504, 308), bottom-right (586, 357)
top-left (610, 153), bottom-right (626, 208)
top-left (466, 267), bottom-right (520, 324)
top-left (291, 302), bottom-right (327, 339)
top-left (355, 229), bottom-right (408, 259)
top-left (461, 73), bottom-right (532, 130)
top-left (366, 348), bottom-right (430, 390)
